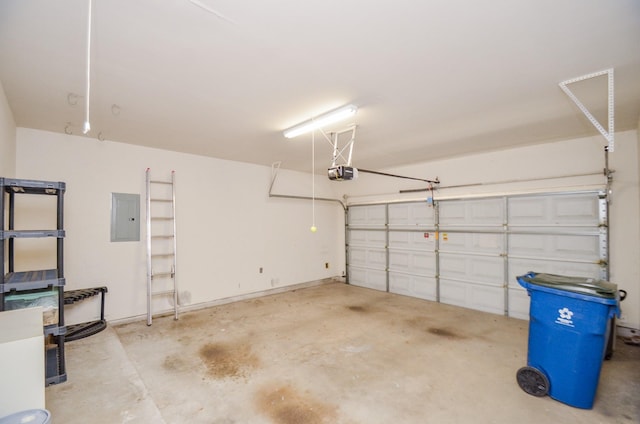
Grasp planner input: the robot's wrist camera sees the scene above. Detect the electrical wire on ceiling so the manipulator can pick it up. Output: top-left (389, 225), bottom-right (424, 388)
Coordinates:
top-left (83, 0), bottom-right (93, 134)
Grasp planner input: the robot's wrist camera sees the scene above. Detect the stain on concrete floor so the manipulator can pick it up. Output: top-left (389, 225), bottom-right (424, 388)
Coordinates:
top-left (427, 327), bottom-right (466, 339)
top-left (198, 341), bottom-right (259, 379)
top-left (346, 305), bottom-right (368, 312)
top-left (163, 353), bottom-right (191, 374)
top-left (255, 384), bottom-right (337, 424)
top-left (402, 316), bottom-right (468, 340)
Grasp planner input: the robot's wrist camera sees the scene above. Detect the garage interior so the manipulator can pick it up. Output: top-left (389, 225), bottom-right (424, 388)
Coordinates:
top-left (46, 283), bottom-right (639, 423)
top-left (1, 1), bottom-right (639, 423)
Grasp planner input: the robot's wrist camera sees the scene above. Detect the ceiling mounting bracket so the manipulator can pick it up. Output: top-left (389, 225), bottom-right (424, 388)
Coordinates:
top-left (559, 68), bottom-right (615, 152)
top-left (326, 126), bottom-right (357, 168)
top-left (324, 126), bottom-right (359, 181)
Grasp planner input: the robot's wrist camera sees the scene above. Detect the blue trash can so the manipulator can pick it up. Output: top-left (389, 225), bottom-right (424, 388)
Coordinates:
top-left (0, 409), bottom-right (51, 424)
top-left (516, 272), bottom-right (620, 409)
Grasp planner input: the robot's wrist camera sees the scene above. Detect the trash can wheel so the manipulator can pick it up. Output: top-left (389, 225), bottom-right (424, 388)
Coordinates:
top-left (517, 366), bottom-right (549, 397)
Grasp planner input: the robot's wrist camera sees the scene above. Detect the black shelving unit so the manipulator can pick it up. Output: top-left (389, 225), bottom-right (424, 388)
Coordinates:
top-left (64, 286), bottom-right (108, 341)
top-left (0, 177), bottom-right (67, 385)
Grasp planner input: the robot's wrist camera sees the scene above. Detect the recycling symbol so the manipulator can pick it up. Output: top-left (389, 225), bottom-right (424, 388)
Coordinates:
top-left (558, 307), bottom-right (574, 320)
top-left (555, 307), bottom-right (575, 327)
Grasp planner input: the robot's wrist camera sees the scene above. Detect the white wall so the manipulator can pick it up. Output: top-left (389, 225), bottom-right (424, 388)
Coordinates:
top-left (15, 128), bottom-right (345, 323)
top-left (13, 127), bottom-right (640, 330)
top-left (0, 79), bottom-right (16, 177)
top-left (338, 131), bottom-right (640, 330)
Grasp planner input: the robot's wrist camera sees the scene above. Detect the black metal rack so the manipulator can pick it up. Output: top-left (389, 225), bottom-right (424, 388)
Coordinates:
top-left (0, 177), bottom-right (67, 385)
top-left (64, 286), bottom-right (108, 341)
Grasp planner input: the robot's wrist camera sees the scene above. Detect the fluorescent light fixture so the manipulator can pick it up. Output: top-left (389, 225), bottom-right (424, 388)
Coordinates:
top-left (283, 104), bottom-right (357, 138)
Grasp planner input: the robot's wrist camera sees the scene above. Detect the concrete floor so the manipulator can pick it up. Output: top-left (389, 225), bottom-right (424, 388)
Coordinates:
top-left (46, 282), bottom-right (639, 423)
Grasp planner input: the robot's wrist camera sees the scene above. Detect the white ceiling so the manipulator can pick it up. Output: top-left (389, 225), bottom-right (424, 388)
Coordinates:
top-left (1, 0), bottom-right (639, 173)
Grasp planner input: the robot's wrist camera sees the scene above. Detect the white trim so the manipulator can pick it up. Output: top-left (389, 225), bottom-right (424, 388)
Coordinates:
top-left (109, 277), bottom-right (342, 326)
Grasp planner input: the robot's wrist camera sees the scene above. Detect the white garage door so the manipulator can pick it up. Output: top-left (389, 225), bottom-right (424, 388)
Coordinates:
top-left (347, 205), bottom-right (387, 291)
top-left (506, 192), bottom-right (606, 319)
top-left (438, 197), bottom-right (506, 315)
top-left (388, 203), bottom-right (437, 301)
top-left (346, 190), bottom-right (607, 319)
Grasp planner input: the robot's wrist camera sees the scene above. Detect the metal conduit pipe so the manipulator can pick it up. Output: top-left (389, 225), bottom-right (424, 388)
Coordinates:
top-left (268, 162), bottom-right (346, 210)
top-left (268, 192), bottom-right (346, 210)
top-left (346, 187), bottom-right (607, 208)
top-left (399, 171), bottom-right (605, 193)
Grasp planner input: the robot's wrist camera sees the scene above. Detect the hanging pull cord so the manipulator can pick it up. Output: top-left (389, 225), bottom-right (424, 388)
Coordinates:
top-left (83, 0), bottom-right (93, 134)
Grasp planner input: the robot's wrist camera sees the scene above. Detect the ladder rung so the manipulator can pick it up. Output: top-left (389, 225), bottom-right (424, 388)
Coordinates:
top-left (151, 290), bottom-right (176, 296)
top-left (150, 180), bottom-right (172, 185)
top-left (152, 253), bottom-right (174, 258)
top-left (150, 198), bottom-right (172, 202)
top-left (151, 217), bottom-right (174, 220)
top-left (152, 235), bottom-right (174, 239)
top-left (152, 272), bottom-right (174, 278)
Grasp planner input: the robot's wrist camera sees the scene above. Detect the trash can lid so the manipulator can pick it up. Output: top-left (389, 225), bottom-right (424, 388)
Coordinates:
top-left (0, 409), bottom-right (51, 424)
top-left (518, 272), bottom-right (618, 299)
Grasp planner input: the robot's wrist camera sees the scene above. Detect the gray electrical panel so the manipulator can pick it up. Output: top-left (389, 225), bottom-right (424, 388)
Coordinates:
top-left (111, 193), bottom-right (140, 242)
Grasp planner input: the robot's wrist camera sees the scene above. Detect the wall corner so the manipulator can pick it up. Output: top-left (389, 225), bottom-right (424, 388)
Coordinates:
top-left (0, 79), bottom-right (17, 177)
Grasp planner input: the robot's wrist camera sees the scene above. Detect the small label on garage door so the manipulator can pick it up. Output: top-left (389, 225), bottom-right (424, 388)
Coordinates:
top-left (423, 232), bottom-right (438, 241)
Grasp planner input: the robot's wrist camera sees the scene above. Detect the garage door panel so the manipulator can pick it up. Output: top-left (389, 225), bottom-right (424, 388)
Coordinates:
top-left (508, 233), bottom-right (547, 256)
top-left (554, 235), bottom-right (600, 258)
top-left (440, 232), bottom-right (503, 254)
top-left (348, 230), bottom-right (386, 247)
top-left (555, 197), bottom-right (599, 221)
top-left (508, 193), bottom-right (600, 226)
top-left (439, 279), bottom-right (465, 307)
top-left (389, 273), bottom-right (436, 300)
top-left (508, 198), bottom-right (545, 222)
top-left (348, 247), bottom-right (386, 269)
top-left (388, 231), bottom-right (436, 251)
top-left (440, 279), bottom-right (504, 314)
top-left (508, 288), bottom-right (530, 320)
top-left (440, 198), bottom-right (504, 226)
top-left (509, 233), bottom-right (600, 261)
top-left (347, 205), bottom-right (388, 292)
top-left (507, 258), bottom-right (602, 288)
top-left (388, 203), bottom-right (434, 227)
top-left (389, 250), bottom-right (435, 275)
top-left (348, 267), bottom-right (386, 291)
top-left (470, 285), bottom-right (505, 315)
top-left (348, 205), bottom-right (386, 227)
top-left (439, 254), bottom-right (504, 285)
top-left (348, 247), bottom-right (366, 266)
